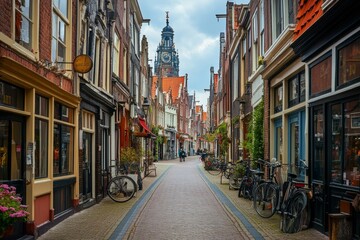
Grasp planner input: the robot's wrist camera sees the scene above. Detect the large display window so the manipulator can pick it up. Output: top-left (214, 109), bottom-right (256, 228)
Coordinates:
top-left (330, 98), bottom-right (360, 187)
top-left (53, 102), bottom-right (74, 176)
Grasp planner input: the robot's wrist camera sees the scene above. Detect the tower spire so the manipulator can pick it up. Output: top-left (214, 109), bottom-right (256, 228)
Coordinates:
top-left (166, 11), bottom-right (169, 26)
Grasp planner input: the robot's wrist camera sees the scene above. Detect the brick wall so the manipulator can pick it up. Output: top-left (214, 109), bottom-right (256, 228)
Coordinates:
top-left (0, 0), bottom-right (12, 37)
top-left (39, 1), bottom-right (52, 62)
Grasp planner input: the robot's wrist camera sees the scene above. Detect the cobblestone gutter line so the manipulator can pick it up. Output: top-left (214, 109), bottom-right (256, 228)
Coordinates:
top-left (197, 165), bottom-right (265, 240)
top-left (109, 166), bottom-right (172, 240)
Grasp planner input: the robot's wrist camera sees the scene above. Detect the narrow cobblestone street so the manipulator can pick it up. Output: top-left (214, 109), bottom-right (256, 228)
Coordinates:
top-left (38, 156), bottom-right (328, 240)
top-left (123, 157), bottom-right (248, 240)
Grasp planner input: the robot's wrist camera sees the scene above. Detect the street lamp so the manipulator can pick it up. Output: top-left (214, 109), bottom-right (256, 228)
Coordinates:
top-left (142, 97), bottom-right (151, 171)
top-left (142, 97), bottom-right (150, 118)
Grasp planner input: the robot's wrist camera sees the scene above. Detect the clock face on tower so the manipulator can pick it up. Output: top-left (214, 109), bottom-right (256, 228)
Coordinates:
top-left (161, 52), bottom-right (171, 63)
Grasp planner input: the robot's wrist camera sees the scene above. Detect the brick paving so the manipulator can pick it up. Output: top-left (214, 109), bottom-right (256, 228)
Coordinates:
top-left (38, 156), bottom-right (329, 240)
top-left (126, 160), bottom-right (248, 240)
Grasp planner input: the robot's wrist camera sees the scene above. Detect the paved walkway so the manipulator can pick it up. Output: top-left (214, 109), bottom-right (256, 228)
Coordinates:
top-left (123, 158), bottom-right (248, 240)
top-left (38, 156), bottom-right (328, 240)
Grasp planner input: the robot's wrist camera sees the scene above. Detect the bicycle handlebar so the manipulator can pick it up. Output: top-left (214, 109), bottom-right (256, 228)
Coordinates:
top-left (257, 158), bottom-right (281, 168)
top-left (298, 159), bottom-right (308, 169)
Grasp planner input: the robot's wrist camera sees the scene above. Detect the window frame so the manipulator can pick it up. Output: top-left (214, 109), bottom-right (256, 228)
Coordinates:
top-left (52, 0), bottom-right (70, 68)
top-left (309, 52), bottom-right (332, 98)
top-left (336, 32), bottom-right (360, 89)
top-left (113, 32), bottom-right (120, 77)
top-left (53, 101), bottom-right (75, 177)
top-left (35, 94), bottom-right (49, 179)
top-left (288, 71), bottom-right (305, 108)
top-left (274, 84), bottom-right (283, 113)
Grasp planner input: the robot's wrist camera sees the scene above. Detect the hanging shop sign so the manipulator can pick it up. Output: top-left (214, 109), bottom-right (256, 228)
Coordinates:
top-left (73, 55), bottom-right (93, 73)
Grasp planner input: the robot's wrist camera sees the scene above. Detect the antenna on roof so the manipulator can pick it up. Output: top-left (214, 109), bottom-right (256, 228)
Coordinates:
top-left (166, 11), bottom-right (169, 25)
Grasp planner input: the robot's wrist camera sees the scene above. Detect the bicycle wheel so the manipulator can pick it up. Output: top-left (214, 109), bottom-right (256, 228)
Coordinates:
top-left (205, 160), bottom-right (222, 175)
top-left (229, 174), bottom-right (241, 190)
top-left (281, 191), bottom-right (307, 233)
top-left (224, 163), bottom-right (236, 179)
top-left (238, 176), bottom-right (253, 199)
top-left (107, 176), bottom-right (137, 203)
top-left (253, 182), bottom-right (279, 218)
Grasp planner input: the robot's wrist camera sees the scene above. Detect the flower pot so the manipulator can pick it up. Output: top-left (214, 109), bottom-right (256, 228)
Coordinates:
top-left (0, 225), bottom-right (14, 239)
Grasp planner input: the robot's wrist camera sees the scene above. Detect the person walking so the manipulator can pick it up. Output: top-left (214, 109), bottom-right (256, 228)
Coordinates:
top-left (179, 148), bottom-right (183, 162)
top-left (181, 149), bottom-right (186, 162)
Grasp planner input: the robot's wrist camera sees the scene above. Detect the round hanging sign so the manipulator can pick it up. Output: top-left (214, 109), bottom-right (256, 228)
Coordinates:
top-left (73, 55), bottom-right (93, 73)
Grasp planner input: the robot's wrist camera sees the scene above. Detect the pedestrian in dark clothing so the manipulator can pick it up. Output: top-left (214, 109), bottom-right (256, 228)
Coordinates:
top-left (181, 149), bottom-right (186, 162)
top-left (201, 150), bottom-right (207, 162)
top-left (179, 148), bottom-right (184, 162)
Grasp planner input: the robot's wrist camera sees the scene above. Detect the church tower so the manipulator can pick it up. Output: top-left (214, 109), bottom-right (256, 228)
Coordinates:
top-left (154, 12), bottom-right (180, 77)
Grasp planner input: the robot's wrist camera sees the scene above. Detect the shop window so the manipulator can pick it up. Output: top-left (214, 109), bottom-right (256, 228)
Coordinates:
top-left (313, 107), bottom-right (325, 181)
top-left (274, 85), bottom-right (283, 113)
top-left (331, 104), bottom-right (342, 183)
top-left (330, 98), bottom-right (360, 186)
top-left (35, 119), bottom-right (48, 178)
top-left (309, 54), bottom-right (332, 98)
top-left (337, 35), bottom-right (360, 87)
top-left (288, 71), bottom-right (305, 107)
top-left (35, 94), bottom-right (49, 116)
top-left (15, 0), bottom-right (33, 50)
top-left (54, 102), bottom-right (73, 123)
top-left (0, 80), bottom-right (24, 110)
top-left (53, 102), bottom-right (74, 176)
top-left (53, 124), bottom-right (73, 176)
top-left (344, 99), bottom-right (360, 187)
top-left (35, 95), bottom-right (49, 179)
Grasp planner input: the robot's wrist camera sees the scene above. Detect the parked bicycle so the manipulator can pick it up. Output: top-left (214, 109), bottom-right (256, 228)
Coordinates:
top-left (253, 158), bottom-right (311, 233)
top-left (204, 157), bottom-right (227, 176)
top-left (238, 159), bottom-right (265, 199)
top-left (107, 161), bottom-right (137, 203)
top-left (280, 160), bottom-right (312, 233)
top-left (252, 158), bottom-right (282, 218)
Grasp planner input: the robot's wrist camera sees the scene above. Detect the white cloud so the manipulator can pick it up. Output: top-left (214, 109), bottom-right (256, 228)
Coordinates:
top-left (191, 90), bottom-right (209, 110)
top-left (139, 0), bottom-right (228, 92)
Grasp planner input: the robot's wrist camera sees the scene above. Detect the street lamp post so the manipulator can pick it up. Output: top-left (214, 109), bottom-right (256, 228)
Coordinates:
top-left (142, 97), bottom-right (151, 176)
top-left (142, 97), bottom-right (150, 119)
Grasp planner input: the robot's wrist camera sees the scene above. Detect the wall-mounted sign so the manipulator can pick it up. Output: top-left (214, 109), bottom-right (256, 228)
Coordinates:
top-left (73, 54), bottom-right (93, 73)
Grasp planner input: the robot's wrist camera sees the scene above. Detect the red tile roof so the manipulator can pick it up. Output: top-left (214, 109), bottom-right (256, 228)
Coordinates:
top-left (202, 112), bottom-right (207, 121)
top-left (162, 76), bottom-right (185, 102)
top-left (195, 105), bottom-right (201, 114)
top-left (293, 0), bottom-right (323, 40)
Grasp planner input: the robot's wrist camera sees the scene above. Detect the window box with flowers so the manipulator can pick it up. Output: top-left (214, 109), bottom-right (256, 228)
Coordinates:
top-left (0, 184), bottom-right (29, 238)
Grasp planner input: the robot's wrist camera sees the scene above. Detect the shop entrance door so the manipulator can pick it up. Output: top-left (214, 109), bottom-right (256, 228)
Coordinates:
top-left (82, 132), bottom-right (92, 200)
top-left (311, 106), bottom-right (327, 232)
top-left (0, 112), bottom-right (26, 238)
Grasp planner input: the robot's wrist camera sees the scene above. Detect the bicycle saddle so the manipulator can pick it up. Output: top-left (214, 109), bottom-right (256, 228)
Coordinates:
top-left (251, 169), bottom-right (264, 176)
top-left (287, 172), bottom-right (297, 179)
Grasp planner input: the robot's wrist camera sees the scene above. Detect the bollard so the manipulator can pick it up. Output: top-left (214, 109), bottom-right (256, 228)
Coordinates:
top-left (328, 213), bottom-right (352, 240)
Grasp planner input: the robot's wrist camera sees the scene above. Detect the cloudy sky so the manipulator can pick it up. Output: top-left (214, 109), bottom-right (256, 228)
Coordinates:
top-left (138, 0), bottom-right (245, 107)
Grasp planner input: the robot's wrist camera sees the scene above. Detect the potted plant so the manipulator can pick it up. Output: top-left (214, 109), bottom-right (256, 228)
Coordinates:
top-left (0, 184), bottom-right (29, 238)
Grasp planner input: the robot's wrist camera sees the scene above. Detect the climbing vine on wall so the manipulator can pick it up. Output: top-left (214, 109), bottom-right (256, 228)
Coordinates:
top-left (215, 122), bottom-right (230, 157)
top-left (243, 99), bottom-right (264, 162)
top-left (151, 125), bottom-right (163, 161)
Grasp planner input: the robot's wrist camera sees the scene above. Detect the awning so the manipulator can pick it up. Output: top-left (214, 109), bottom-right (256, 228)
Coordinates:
top-left (138, 117), bottom-right (156, 137)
